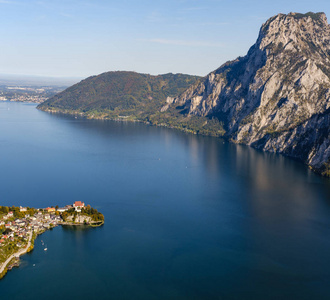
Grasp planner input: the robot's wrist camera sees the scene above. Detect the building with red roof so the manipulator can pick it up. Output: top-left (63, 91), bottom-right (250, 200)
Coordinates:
top-left (73, 201), bottom-right (85, 208)
top-left (73, 201), bottom-right (85, 212)
top-left (45, 207), bottom-right (55, 213)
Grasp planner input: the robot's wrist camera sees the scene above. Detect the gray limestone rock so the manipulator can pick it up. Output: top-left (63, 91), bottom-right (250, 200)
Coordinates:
top-left (162, 12), bottom-right (330, 176)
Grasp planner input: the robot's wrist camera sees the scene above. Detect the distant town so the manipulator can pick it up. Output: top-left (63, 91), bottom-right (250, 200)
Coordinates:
top-left (0, 202), bottom-right (104, 279)
top-left (0, 85), bottom-right (66, 103)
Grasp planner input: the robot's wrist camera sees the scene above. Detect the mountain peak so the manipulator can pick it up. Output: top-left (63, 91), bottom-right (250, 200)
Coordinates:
top-left (288, 12), bottom-right (327, 23)
top-left (255, 11), bottom-right (330, 61)
top-left (260, 12), bottom-right (328, 42)
top-left (163, 12), bottom-right (330, 176)
top-left (262, 12), bottom-right (328, 33)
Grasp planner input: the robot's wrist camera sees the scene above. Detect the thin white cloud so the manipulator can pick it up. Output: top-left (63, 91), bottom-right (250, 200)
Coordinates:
top-left (34, 2), bottom-right (74, 19)
top-left (197, 21), bottom-right (229, 26)
top-left (142, 38), bottom-right (225, 48)
top-left (0, 0), bottom-right (15, 3)
top-left (182, 7), bottom-right (208, 11)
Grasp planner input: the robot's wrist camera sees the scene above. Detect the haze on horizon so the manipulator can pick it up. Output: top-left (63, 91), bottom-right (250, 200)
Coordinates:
top-left (1, 0), bottom-right (329, 79)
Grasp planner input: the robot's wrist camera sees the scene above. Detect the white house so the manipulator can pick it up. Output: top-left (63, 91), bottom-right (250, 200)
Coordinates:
top-left (73, 201), bottom-right (85, 212)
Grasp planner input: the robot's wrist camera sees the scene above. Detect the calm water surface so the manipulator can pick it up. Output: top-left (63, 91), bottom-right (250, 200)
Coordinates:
top-left (0, 101), bottom-right (330, 299)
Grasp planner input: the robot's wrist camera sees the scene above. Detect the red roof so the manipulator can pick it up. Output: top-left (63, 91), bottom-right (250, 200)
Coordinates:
top-left (74, 201), bottom-right (85, 207)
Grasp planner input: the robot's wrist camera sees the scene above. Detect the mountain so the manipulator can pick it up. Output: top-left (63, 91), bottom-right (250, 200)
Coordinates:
top-left (38, 71), bottom-right (225, 135)
top-left (162, 12), bottom-right (330, 176)
top-left (38, 12), bottom-right (330, 176)
top-left (38, 71), bottom-right (200, 117)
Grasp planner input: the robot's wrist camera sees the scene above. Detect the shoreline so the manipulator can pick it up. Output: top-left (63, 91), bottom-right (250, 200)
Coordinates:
top-left (0, 231), bottom-right (33, 279)
top-left (0, 221), bottom-right (103, 280)
top-left (60, 221), bottom-right (104, 227)
top-left (0, 99), bottom-right (43, 105)
top-left (37, 106), bottom-right (328, 178)
top-left (37, 106), bottom-right (225, 137)
top-left (0, 203), bottom-right (104, 281)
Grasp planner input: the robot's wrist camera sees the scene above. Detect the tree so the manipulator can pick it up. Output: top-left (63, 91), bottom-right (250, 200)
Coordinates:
top-left (0, 206), bottom-right (9, 214)
top-left (61, 212), bottom-right (68, 221)
top-left (14, 211), bottom-right (25, 219)
top-left (3, 228), bottom-right (12, 235)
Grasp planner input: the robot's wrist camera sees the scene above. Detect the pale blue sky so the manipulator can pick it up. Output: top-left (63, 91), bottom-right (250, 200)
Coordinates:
top-left (0, 0), bottom-right (329, 78)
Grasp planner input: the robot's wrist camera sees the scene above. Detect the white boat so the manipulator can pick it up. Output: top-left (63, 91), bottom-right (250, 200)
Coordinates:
top-left (44, 246), bottom-right (47, 251)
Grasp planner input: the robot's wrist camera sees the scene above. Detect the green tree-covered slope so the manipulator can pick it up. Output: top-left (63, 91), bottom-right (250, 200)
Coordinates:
top-left (38, 71), bottom-right (199, 117)
top-left (37, 71), bottom-right (225, 136)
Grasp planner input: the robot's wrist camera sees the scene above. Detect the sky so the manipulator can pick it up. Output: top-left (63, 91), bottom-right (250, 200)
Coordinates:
top-left (0, 0), bottom-right (329, 79)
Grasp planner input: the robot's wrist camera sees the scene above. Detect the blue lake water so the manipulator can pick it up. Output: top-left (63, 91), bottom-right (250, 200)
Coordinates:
top-left (0, 101), bottom-right (330, 299)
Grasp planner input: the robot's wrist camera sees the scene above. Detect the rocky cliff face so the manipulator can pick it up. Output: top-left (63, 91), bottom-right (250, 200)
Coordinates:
top-left (163, 12), bottom-right (330, 176)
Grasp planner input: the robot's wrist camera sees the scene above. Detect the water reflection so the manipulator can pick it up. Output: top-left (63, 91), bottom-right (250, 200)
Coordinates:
top-left (51, 112), bottom-right (330, 231)
top-left (49, 110), bottom-right (330, 198)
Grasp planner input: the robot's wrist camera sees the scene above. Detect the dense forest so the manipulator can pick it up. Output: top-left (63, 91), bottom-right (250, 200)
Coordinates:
top-left (38, 71), bottom-right (225, 137)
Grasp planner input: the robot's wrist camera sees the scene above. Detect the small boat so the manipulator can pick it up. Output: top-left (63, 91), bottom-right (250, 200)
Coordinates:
top-left (33, 264), bottom-right (35, 267)
top-left (44, 246), bottom-right (47, 251)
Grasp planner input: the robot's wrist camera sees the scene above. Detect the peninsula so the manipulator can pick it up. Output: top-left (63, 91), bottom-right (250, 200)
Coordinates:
top-left (0, 202), bottom-right (104, 279)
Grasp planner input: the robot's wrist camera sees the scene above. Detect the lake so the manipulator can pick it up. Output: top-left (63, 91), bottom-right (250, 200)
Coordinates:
top-left (0, 101), bottom-right (330, 299)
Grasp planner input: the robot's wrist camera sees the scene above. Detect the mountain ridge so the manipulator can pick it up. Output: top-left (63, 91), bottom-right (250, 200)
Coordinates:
top-left (163, 11), bottom-right (330, 176)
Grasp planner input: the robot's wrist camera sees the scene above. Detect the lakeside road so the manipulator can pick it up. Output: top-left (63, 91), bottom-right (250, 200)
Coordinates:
top-left (0, 231), bottom-right (33, 274)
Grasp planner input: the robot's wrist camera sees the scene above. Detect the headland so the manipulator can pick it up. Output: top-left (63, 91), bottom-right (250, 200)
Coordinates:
top-left (0, 202), bottom-right (104, 279)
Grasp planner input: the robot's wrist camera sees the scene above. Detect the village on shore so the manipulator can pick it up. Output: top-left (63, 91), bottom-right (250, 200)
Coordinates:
top-left (0, 201), bottom-right (104, 279)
